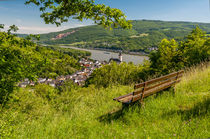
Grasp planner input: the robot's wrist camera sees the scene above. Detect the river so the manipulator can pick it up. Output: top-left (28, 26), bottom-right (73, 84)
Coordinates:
top-left (60, 46), bottom-right (149, 65)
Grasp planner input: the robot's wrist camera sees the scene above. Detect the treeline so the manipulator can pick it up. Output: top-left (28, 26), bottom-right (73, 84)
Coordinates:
top-left (69, 31), bottom-right (166, 53)
top-left (38, 20), bottom-right (210, 53)
top-left (86, 27), bottom-right (210, 87)
top-left (45, 45), bottom-right (91, 59)
top-left (0, 32), bottom-right (83, 104)
top-left (150, 26), bottom-right (210, 73)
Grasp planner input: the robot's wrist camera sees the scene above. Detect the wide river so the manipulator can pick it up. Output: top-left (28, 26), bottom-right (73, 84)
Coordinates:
top-left (61, 46), bottom-right (149, 65)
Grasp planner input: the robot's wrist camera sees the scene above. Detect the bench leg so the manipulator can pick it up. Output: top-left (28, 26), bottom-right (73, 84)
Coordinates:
top-left (168, 86), bottom-right (175, 96)
top-left (172, 87), bottom-right (175, 97)
top-left (122, 103), bottom-right (129, 109)
top-left (138, 100), bottom-right (145, 108)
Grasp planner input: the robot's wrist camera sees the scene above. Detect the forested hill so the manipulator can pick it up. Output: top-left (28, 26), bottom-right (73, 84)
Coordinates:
top-left (38, 20), bottom-right (210, 53)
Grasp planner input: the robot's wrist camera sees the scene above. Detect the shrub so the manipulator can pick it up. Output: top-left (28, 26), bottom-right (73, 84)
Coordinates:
top-left (86, 61), bottom-right (151, 88)
top-left (57, 80), bottom-right (79, 93)
top-left (35, 84), bottom-right (57, 101)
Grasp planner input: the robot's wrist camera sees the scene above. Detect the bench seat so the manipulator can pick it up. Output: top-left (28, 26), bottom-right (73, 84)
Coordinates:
top-left (113, 70), bottom-right (184, 104)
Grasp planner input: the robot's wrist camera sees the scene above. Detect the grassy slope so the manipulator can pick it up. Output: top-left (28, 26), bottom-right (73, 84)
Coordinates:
top-left (37, 20), bottom-right (210, 52)
top-left (1, 63), bottom-right (209, 138)
top-left (39, 20), bottom-right (210, 44)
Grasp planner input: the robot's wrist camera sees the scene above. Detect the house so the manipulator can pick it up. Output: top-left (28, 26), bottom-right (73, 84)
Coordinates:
top-left (29, 81), bottom-right (35, 86)
top-left (19, 81), bottom-right (29, 88)
top-left (38, 78), bottom-right (47, 83)
top-left (48, 81), bottom-right (56, 87)
top-left (47, 78), bottom-right (53, 82)
top-left (73, 75), bottom-right (87, 85)
top-left (148, 47), bottom-right (158, 51)
top-left (24, 78), bottom-right (29, 82)
top-left (56, 75), bottom-right (65, 81)
top-left (84, 64), bottom-right (91, 68)
top-left (65, 75), bottom-right (72, 80)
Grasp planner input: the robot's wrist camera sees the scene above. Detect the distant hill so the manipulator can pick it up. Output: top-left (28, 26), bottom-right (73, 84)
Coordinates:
top-left (38, 20), bottom-right (210, 53)
top-left (15, 34), bottom-right (28, 38)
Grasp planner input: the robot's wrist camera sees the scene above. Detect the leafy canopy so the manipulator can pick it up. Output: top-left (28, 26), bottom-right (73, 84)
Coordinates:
top-left (25, 0), bottom-right (132, 29)
top-left (7, 25), bottom-right (19, 35)
top-left (0, 31), bottom-right (81, 105)
top-left (149, 26), bottom-right (210, 74)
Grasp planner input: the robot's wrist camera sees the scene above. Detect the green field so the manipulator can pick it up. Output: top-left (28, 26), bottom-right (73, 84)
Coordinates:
top-left (1, 63), bottom-right (209, 138)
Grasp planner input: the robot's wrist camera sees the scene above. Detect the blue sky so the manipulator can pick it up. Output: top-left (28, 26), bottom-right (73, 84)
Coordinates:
top-left (0, 0), bottom-right (210, 34)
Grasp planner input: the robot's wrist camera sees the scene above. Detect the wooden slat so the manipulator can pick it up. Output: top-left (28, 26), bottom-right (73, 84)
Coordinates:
top-left (134, 83), bottom-right (145, 89)
top-left (118, 95), bottom-right (133, 103)
top-left (134, 74), bottom-right (183, 94)
top-left (144, 79), bottom-right (180, 97)
top-left (132, 79), bottom-right (181, 103)
top-left (179, 70), bottom-right (184, 75)
top-left (177, 73), bottom-right (184, 78)
top-left (133, 88), bottom-right (143, 96)
top-left (145, 72), bottom-right (178, 86)
top-left (134, 70), bottom-right (184, 89)
top-left (144, 77), bottom-right (176, 92)
top-left (144, 74), bottom-right (183, 92)
top-left (177, 74), bottom-right (184, 79)
top-left (132, 93), bottom-right (142, 102)
top-left (174, 78), bottom-right (181, 84)
top-left (113, 92), bottom-right (133, 102)
top-left (134, 72), bottom-right (176, 89)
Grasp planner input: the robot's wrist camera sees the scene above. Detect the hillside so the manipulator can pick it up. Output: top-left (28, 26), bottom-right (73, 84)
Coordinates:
top-left (1, 62), bottom-right (209, 138)
top-left (38, 20), bottom-right (210, 53)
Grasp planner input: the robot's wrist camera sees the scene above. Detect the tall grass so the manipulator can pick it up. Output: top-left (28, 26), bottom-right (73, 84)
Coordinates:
top-left (0, 63), bottom-right (209, 138)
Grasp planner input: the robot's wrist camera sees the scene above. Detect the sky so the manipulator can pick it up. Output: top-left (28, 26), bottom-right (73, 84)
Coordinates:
top-left (0, 0), bottom-right (210, 34)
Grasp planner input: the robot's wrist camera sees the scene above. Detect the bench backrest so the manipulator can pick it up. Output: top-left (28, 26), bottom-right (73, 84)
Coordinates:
top-left (132, 70), bottom-right (184, 103)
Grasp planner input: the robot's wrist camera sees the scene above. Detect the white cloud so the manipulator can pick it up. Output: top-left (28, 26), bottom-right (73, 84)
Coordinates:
top-left (16, 24), bottom-right (87, 34)
top-left (16, 19), bottom-right (22, 23)
top-left (2, 24), bottom-right (87, 34)
top-left (2, 25), bottom-right (9, 32)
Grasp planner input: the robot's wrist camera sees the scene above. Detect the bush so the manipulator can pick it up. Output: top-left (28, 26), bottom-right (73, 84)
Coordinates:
top-left (86, 61), bottom-right (151, 88)
top-left (57, 80), bottom-right (79, 93)
top-left (35, 84), bottom-right (57, 101)
top-left (149, 39), bottom-right (184, 74)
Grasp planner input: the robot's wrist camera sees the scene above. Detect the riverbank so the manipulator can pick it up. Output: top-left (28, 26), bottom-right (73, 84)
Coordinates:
top-left (60, 46), bottom-right (149, 65)
top-left (60, 45), bottom-right (148, 56)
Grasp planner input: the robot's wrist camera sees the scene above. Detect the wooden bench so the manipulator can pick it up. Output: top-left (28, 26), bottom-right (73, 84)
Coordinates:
top-left (113, 70), bottom-right (184, 104)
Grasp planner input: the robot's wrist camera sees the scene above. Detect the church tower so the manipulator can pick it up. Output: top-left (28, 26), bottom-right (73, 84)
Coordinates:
top-left (119, 52), bottom-right (122, 62)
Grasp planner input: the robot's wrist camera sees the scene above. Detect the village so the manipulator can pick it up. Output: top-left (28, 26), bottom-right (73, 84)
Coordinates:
top-left (18, 52), bottom-right (125, 88)
top-left (18, 58), bottom-right (108, 88)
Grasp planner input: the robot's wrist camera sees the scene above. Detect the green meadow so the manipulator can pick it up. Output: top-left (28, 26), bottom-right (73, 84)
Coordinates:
top-left (1, 63), bottom-right (209, 138)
